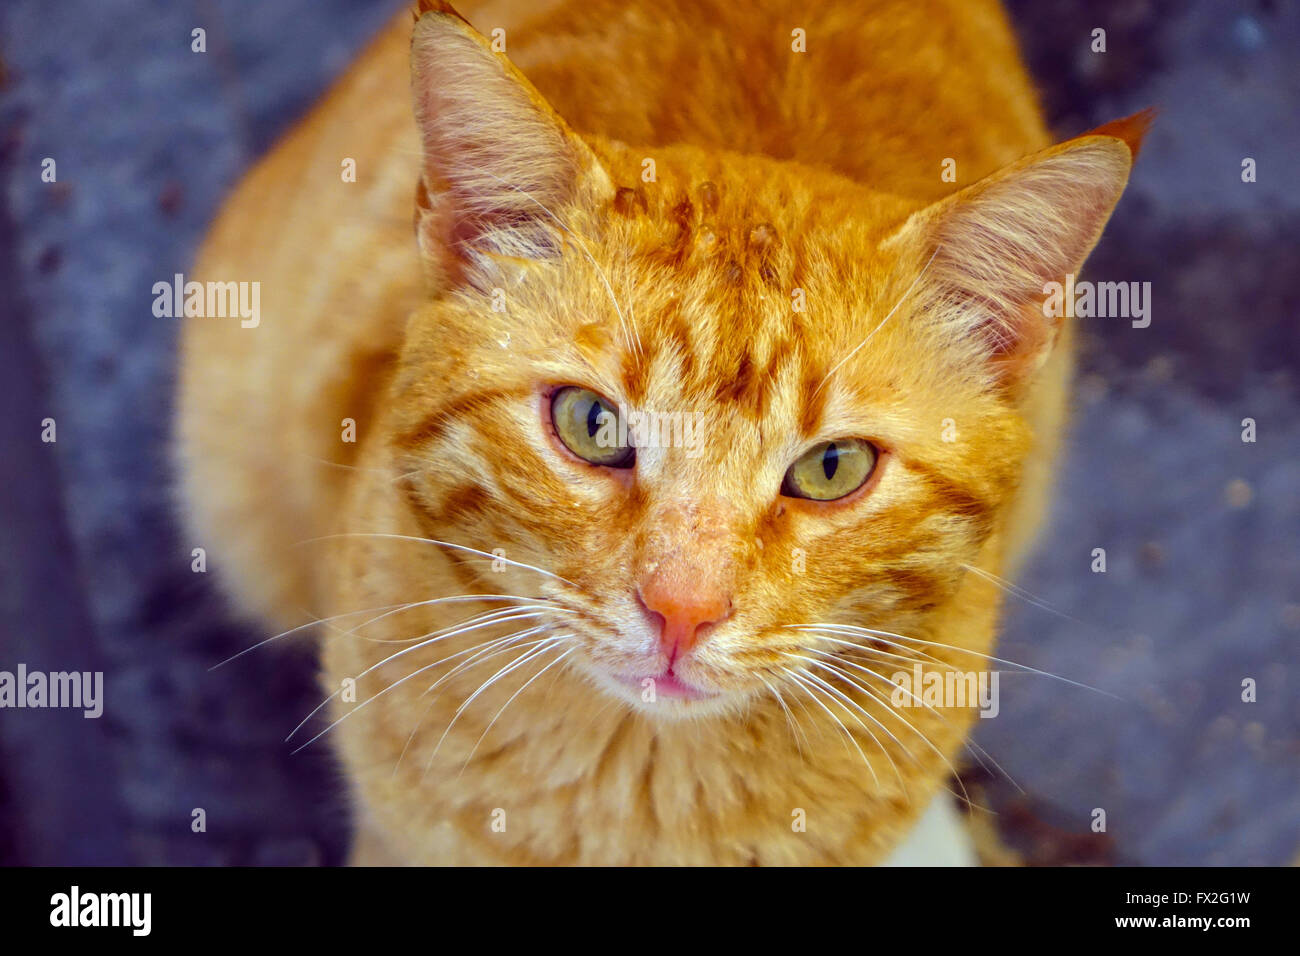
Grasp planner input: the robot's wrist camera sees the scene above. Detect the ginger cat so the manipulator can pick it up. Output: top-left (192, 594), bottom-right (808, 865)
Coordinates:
top-left (178, 0), bottom-right (1147, 865)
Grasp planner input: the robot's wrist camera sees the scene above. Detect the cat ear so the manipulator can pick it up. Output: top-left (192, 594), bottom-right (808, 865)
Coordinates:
top-left (887, 109), bottom-right (1153, 387)
top-left (410, 2), bottom-right (609, 289)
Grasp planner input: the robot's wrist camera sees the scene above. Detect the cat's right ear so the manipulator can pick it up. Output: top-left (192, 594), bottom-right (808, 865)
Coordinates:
top-left (410, 2), bottom-right (611, 290)
top-left (883, 109), bottom-right (1152, 391)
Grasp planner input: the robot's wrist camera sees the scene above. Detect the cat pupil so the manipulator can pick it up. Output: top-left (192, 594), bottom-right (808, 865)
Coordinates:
top-left (823, 443), bottom-right (839, 480)
top-left (586, 399), bottom-right (602, 438)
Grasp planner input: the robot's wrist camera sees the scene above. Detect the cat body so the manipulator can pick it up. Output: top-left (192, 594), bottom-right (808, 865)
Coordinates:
top-left (178, 0), bottom-right (1143, 864)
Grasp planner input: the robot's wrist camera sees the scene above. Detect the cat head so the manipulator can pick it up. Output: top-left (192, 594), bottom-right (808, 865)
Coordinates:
top-left (389, 4), bottom-right (1147, 718)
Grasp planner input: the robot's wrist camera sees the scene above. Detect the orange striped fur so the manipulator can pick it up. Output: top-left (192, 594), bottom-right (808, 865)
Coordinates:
top-left (177, 0), bottom-right (1144, 864)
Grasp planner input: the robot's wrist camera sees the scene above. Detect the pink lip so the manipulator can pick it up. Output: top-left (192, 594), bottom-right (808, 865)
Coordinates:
top-left (619, 671), bottom-right (716, 701)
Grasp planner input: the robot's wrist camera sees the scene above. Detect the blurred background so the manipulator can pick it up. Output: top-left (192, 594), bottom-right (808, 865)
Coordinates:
top-left (0, 0), bottom-right (1296, 865)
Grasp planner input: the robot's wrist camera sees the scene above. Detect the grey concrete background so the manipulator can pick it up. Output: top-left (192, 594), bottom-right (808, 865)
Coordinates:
top-left (0, 0), bottom-right (1295, 865)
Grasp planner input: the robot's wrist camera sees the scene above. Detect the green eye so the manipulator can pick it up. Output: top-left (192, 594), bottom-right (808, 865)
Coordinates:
top-left (781, 439), bottom-right (877, 501)
top-left (550, 387), bottom-right (635, 468)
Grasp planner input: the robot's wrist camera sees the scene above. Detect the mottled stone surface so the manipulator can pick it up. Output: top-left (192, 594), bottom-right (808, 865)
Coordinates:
top-left (0, 0), bottom-right (1295, 865)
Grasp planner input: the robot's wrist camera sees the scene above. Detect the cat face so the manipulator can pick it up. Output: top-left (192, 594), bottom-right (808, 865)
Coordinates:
top-left (389, 9), bottom-right (1141, 720)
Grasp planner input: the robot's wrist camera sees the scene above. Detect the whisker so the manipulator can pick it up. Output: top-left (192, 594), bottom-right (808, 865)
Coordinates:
top-left (787, 626), bottom-right (955, 670)
top-left (790, 623), bottom-right (1118, 698)
top-left (299, 454), bottom-right (395, 476)
top-left (473, 168), bottom-right (641, 359)
top-left (286, 608), bottom-right (560, 745)
top-left (814, 246), bottom-right (938, 399)
top-left (211, 600), bottom-right (416, 670)
top-left (310, 596), bottom-right (565, 651)
top-left (621, 245), bottom-right (644, 358)
top-left (757, 675), bottom-right (808, 758)
top-left (424, 637), bottom-right (567, 774)
top-left (801, 651), bottom-right (976, 808)
top-left (806, 643), bottom-right (1025, 796)
top-left (815, 639), bottom-right (1014, 786)
top-left (835, 641), bottom-right (976, 676)
top-left (295, 623), bottom-right (560, 756)
top-left (358, 603), bottom-right (574, 644)
top-left (458, 644), bottom-right (574, 774)
top-left (392, 631), bottom-right (559, 776)
top-left (298, 532), bottom-right (577, 586)
top-left (788, 658), bottom-right (908, 793)
top-left (415, 630), bottom-right (556, 702)
top-left (781, 668), bottom-right (880, 787)
top-left (960, 563), bottom-right (1090, 628)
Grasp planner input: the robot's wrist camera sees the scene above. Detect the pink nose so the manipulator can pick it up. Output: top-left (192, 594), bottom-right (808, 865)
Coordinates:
top-left (638, 580), bottom-right (732, 664)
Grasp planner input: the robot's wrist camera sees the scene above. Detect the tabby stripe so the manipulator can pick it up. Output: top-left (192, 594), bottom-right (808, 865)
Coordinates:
top-left (393, 386), bottom-right (529, 450)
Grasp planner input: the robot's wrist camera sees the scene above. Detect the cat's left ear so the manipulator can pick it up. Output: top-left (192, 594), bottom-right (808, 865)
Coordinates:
top-left (885, 109), bottom-right (1153, 389)
top-left (410, 2), bottom-right (612, 290)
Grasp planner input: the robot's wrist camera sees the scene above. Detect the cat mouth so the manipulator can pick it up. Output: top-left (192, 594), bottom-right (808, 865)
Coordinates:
top-left (612, 670), bottom-right (719, 702)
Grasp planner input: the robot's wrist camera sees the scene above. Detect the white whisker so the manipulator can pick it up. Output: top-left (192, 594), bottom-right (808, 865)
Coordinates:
top-left (814, 246), bottom-right (937, 398)
top-left (781, 668), bottom-right (880, 787)
top-left (300, 532), bottom-right (577, 586)
top-left (458, 645), bottom-right (574, 773)
top-left (473, 168), bottom-right (641, 358)
top-left (758, 674), bottom-right (807, 757)
top-left (960, 563), bottom-right (1090, 628)
top-left (286, 608), bottom-right (561, 746)
top-left (392, 631), bottom-right (560, 777)
top-left (423, 637), bottom-right (568, 773)
top-left (802, 651), bottom-right (976, 807)
top-left (788, 623), bottom-right (1117, 698)
top-left (789, 659), bottom-right (907, 793)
